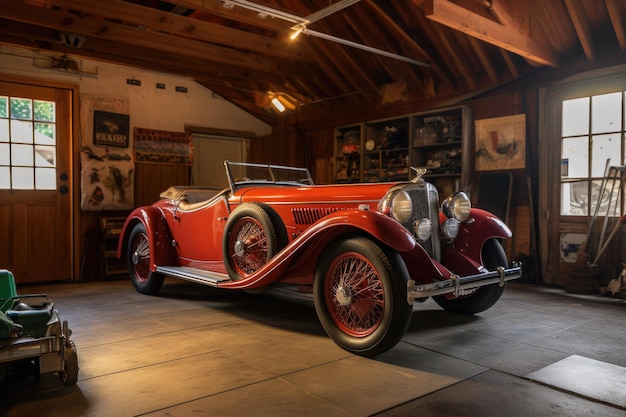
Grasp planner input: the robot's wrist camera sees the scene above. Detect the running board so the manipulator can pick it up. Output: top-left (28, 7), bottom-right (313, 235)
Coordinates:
top-left (156, 266), bottom-right (231, 287)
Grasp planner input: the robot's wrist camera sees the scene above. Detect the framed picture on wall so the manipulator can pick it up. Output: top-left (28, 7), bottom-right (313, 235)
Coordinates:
top-left (93, 111), bottom-right (130, 148)
top-left (134, 127), bottom-right (193, 165)
top-left (475, 114), bottom-right (526, 171)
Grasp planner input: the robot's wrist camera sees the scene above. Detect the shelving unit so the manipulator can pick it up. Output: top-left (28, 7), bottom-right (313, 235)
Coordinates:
top-left (332, 106), bottom-right (471, 196)
top-left (333, 124), bottom-right (363, 183)
top-left (363, 117), bottom-right (410, 182)
top-left (100, 217), bottom-right (128, 277)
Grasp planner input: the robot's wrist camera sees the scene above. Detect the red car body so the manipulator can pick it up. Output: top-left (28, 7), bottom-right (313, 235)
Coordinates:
top-left (118, 161), bottom-right (521, 356)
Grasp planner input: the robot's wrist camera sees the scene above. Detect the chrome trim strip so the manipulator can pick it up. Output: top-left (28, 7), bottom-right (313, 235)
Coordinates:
top-left (269, 200), bottom-right (381, 205)
top-left (156, 266), bottom-right (230, 286)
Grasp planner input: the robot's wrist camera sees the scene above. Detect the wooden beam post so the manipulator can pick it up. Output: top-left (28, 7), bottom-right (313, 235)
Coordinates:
top-left (424, 0), bottom-right (559, 67)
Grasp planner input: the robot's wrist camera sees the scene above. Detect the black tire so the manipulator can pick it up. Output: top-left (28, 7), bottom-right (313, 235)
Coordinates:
top-left (313, 236), bottom-right (413, 357)
top-left (127, 223), bottom-right (165, 295)
top-left (59, 341), bottom-right (79, 386)
top-left (434, 238), bottom-right (507, 314)
top-left (222, 203), bottom-right (288, 280)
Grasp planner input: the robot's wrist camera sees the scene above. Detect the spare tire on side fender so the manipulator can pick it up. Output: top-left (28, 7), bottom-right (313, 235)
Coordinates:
top-left (222, 202), bottom-right (288, 281)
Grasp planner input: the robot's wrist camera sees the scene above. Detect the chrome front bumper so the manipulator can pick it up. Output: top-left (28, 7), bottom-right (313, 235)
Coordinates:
top-left (407, 262), bottom-right (522, 304)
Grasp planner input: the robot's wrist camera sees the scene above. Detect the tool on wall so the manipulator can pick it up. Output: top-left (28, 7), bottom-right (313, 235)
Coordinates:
top-left (578, 163), bottom-right (625, 264)
top-left (593, 214), bottom-right (626, 264)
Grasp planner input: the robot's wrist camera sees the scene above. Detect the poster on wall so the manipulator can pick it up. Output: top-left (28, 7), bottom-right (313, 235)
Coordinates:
top-left (80, 95), bottom-right (134, 211)
top-left (475, 114), bottom-right (526, 171)
top-left (93, 111), bottom-right (130, 147)
top-left (134, 127), bottom-right (193, 165)
top-left (560, 233), bottom-right (586, 263)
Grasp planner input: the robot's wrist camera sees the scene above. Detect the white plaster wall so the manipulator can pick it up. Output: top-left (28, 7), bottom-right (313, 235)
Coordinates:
top-left (0, 46), bottom-right (271, 136)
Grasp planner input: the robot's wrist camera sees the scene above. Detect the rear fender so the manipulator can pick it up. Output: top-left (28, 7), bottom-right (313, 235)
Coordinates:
top-left (440, 208), bottom-right (512, 269)
top-left (117, 207), bottom-right (176, 271)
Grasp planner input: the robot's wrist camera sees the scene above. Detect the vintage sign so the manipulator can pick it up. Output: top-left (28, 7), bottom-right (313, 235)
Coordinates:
top-left (93, 111), bottom-right (130, 148)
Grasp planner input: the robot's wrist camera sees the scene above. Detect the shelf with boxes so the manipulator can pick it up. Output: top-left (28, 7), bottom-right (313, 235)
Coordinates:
top-left (333, 125), bottom-right (363, 183)
top-left (333, 106), bottom-right (470, 194)
top-left (411, 108), bottom-right (463, 176)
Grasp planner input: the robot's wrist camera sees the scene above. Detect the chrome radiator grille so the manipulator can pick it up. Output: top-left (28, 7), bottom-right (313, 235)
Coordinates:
top-left (406, 184), bottom-right (441, 261)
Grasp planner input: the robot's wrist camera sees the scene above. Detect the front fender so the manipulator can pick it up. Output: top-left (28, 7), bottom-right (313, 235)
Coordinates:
top-left (440, 208), bottom-right (512, 268)
top-left (319, 209), bottom-right (417, 252)
top-left (117, 206), bottom-right (175, 271)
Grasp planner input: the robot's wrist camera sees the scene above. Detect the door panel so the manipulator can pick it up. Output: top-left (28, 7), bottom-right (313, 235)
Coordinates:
top-left (0, 81), bottom-right (72, 283)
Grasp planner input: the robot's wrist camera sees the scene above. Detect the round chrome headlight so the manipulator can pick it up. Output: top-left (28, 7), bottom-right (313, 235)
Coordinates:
top-left (390, 190), bottom-right (413, 223)
top-left (441, 192), bottom-right (471, 222)
top-left (441, 218), bottom-right (460, 239)
top-left (414, 218), bottom-right (432, 241)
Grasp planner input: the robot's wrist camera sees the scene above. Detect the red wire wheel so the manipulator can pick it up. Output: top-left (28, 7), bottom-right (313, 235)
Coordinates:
top-left (313, 236), bottom-right (413, 357)
top-left (323, 251), bottom-right (385, 337)
top-left (227, 216), bottom-right (270, 276)
top-left (223, 203), bottom-right (287, 280)
top-left (127, 223), bottom-right (164, 294)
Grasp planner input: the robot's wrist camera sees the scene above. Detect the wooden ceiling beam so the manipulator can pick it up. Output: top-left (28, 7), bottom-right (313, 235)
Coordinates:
top-left (365, 0), bottom-right (434, 68)
top-left (35, 0), bottom-right (312, 63)
top-left (424, 0), bottom-right (559, 67)
top-left (605, 0), bottom-right (626, 51)
top-left (481, 0), bottom-right (529, 32)
top-left (467, 37), bottom-right (498, 84)
top-left (563, 0), bottom-right (595, 61)
top-left (500, 49), bottom-right (519, 79)
top-left (0, 19), bottom-right (285, 90)
top-left (2, 0), bottom-right (305, 77)
top-left (168, 0), bottom-right (293, 32)
top-left (344, 7), bottom-right (419, 88)
top-left (305, 27), bottom-right (377, 94)
top-left (429, 22), bottom-right (477, 90)
top-left (393, 1), bottom-right (454, 88)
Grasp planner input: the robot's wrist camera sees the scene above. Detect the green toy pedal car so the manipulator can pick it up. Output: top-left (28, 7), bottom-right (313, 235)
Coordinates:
top-left (0, 269), bottom-right (78, 386)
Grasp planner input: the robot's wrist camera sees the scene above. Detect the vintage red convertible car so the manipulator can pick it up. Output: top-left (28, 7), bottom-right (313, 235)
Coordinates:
top-left (118, 161), bottom-right (521, 357)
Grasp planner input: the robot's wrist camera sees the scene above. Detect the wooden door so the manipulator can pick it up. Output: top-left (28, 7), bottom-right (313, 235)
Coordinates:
top-left (0, 81), bottom-right (72, 283)
top-left (539, 73), bottom-right (626, 286)
top-left (191, 134), bottom-right (247, 188)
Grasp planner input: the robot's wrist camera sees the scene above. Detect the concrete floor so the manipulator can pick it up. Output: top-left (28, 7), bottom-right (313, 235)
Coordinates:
top-left (1, 279), bottom-right (625, 417)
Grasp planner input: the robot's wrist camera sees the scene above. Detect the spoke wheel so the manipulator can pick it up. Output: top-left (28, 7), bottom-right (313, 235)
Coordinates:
top-left (324, 252), bottom-right (385, 337)
top-left (228, 217), bottom-right (269, 276)
top-left (313, 236), bottom-right (412, 357)
top-left (223, 203), bottom-right (287, 280)
top-left (127, 223), bottom-right (164, 294)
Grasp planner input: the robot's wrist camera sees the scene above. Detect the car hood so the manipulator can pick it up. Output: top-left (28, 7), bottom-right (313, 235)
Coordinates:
top-left (234, 182), bottom-right (402, 206)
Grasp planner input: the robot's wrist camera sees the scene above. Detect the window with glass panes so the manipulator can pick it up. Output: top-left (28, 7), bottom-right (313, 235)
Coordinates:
top-left (0, 95), bottom-right (56, 190)
top-left (560, 91), bottom-right (625, 217)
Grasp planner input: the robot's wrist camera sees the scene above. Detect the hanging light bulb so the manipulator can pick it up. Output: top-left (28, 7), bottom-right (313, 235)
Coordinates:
top-left (290, 26), bottom-right (304, 40)
top-left (271, 96), bottom-right (286, 112)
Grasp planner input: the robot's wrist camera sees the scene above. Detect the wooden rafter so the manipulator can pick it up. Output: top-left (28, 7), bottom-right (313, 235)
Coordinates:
top-left (563, 0), bottom-right (594, 61)
top-left (499, 49), bottom-right (519, 79)
top-left (467, 37), bottom-right (498, 84)
top-left (3, 0), bottom-right (300, 76)
top-left (346, 6), bottom-right (424, 91)
top-left (606, 0), bottom-right (626, 51)
top-left (430, 21), bottom-right (477, 89)
top-left (36, 0), bottom-right (311, 63)
top-left (169, 0), bottom-right (292, 33)
top-left (424, 0), bottom-right (559, 67)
